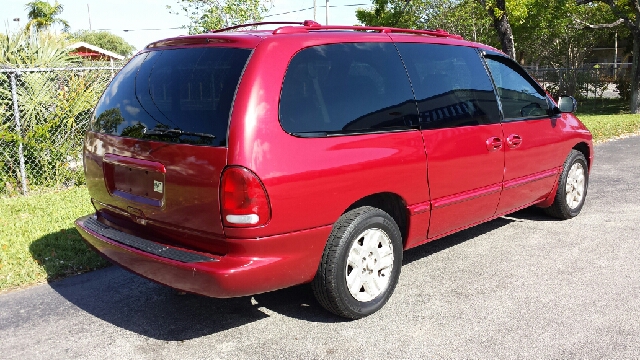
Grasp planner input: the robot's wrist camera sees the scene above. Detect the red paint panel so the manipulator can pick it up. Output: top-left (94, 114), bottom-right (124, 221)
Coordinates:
top-left (103, 153), bottom-right (166, 173)
top-left (76, 215), bottom-right (331, 298)
top-left (503, 168), bottom-right (559, 190)
top-left (496, 118), bottom-right (566, 214)
top-left (84, 132), bottom-right (228, 239)
top-left (432, 183), bottom-right (502, 209)
top-left (423, 124), bottom-right (504, 238)
top-left (408, 201), bottom-right (431, 215)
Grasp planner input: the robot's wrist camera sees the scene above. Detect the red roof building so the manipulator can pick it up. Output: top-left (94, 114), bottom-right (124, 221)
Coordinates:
top-left (67, 42), bottom-right (125, 62)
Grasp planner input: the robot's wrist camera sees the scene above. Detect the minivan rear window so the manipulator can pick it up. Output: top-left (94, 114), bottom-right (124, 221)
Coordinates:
top-left (91, 47), bottom-right (251, 146)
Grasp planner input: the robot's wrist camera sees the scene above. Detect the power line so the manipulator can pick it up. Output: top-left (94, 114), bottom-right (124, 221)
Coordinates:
top-left (263, 3), bottom-right (369, 19)
top-left (263, 7), bottom-right (314, 18)
top-left (95, 27), bottom-right (184, 32)
top-left (94, 3), bottom-right (371, 31)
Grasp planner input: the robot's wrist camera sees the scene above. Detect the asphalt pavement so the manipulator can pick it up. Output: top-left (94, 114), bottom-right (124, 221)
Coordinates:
top-left (1, 136), bottom-right (639, 359)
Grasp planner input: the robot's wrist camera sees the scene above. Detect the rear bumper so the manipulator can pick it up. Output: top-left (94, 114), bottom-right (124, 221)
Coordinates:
top-left (75, 214), bottom-right (331, 298)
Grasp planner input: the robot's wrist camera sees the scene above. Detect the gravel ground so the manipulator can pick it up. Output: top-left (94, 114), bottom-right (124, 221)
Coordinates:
top-left (1, 136), bottom-right (639, 359)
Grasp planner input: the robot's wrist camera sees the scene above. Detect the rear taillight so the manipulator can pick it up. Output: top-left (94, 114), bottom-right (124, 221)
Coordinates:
top-left (220, 166), bottom-right (271, 227)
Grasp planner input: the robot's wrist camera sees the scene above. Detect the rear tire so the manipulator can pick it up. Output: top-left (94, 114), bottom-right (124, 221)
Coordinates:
top-left (312, 206), bottom-right (403, 319)
top-left (544, 150), bottom-right (589, 219)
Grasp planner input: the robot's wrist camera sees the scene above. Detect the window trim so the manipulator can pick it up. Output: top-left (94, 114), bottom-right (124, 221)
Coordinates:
top-left (277, 42), bottom-right (420, 138)
top-left (482, 51), bottom-right (552, 123)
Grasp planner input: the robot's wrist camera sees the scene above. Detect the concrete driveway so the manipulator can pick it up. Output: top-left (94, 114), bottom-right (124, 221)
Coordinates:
top-left (1, 136), bottom-right (639, 359)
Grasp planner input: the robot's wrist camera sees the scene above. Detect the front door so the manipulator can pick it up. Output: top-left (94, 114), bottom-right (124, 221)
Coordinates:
top-left (484, 55), bottom-right (563, 214)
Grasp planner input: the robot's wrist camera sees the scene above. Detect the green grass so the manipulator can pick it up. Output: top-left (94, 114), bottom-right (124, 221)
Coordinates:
top-left (579, 114), bottom-right (640, 142)
top-left (0, 186), bottom-right (108, 291)
top-left (576, 98), bottom-right (640, 142)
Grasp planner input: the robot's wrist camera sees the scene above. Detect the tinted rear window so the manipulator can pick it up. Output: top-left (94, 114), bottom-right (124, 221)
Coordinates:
top-left (279, 43), bottom-right (417, 136)
top-left (91, 47), bottom-right (251, 146)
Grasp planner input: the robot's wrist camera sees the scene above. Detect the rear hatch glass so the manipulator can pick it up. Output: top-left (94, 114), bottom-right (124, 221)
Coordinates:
top-left (92, 47), bottom-right (251, 147)
top-left (85, 46), bottom-right (251, 251)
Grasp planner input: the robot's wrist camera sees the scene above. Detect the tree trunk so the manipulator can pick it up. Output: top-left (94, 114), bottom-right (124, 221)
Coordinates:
top-left (631, 33), bottom-right (640, 113)
top-left (478, 0), bottom-right (516, 59)
top-left (490, 0), bottom-right (516, 59)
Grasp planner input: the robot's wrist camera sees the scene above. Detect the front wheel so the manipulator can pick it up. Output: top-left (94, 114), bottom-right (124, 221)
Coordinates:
top-left (312, 206), bottom-right (403, 319)
top-left (544, 149), bottom-right (589, 219)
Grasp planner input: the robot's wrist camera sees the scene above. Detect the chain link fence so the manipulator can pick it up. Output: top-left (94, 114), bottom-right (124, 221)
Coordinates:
top-left (0, 66), bottom-right (120, 197)
top-left (525, 64), bottom-right (630, 100)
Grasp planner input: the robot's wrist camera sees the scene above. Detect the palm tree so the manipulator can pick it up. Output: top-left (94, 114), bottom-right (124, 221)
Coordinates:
top-left (25, 1), bottom-right (70, 32)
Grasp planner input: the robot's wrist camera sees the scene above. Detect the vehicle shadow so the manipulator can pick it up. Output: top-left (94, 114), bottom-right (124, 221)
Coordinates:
top-left (29, 228), bottom-right (271, 341)
top-left (402, 206), bottom-right (559, 265)
top-left (28, 227), bottom-right (110, 282)
top-left (502, 206), bottom-right (561, 222)
top-left (48, 266), bottom-right (270, 341)
top-left (39, 211), bottom-right (533, 340)
top-left (402, 216), bottom-right (515, 265)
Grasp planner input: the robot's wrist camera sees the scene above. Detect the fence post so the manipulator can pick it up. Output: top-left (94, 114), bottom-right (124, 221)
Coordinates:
top-left (9, 71), bottom-right (28, 195)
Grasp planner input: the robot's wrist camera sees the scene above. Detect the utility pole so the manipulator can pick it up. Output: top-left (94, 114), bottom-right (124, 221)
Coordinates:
top-left (326, 0), bottom-right (329, 25)
top-left (87, 4), bottom-right (92, 31)
top-left (313, 0), bottom-right (316, 21)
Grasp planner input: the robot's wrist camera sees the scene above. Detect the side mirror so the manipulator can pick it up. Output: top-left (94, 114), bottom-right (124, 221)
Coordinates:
top-left (558, 96), bottom-right (577, 113)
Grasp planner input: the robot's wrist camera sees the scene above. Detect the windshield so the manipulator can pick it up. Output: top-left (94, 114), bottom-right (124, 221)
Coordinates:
top-left (91, 47), bottom-right (251, 146)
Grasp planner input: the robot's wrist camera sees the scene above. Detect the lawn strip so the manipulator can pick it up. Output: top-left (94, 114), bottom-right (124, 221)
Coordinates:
top-left (579, 114), bottom-right (640, 142)
top-left (0, 186), bottom-right (109, 291)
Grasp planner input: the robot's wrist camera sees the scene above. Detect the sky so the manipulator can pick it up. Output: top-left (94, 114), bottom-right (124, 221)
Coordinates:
top-left (1, 0), bottom-right (363, 51)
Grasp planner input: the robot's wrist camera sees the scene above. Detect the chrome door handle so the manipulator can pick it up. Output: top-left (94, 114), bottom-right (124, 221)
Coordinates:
top-left (486, 137), bottom-right (503, 152)
top-left (506, 134), bottom-right (523, 149)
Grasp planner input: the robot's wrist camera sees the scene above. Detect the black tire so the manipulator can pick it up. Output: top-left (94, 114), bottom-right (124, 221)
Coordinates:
top-left (312, 206), bottom-right (403, 319)
top-left (544, 149), bottom-right (589, 219)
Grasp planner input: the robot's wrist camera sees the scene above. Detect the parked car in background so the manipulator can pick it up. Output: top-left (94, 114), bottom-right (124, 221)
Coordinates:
top-left (76, 20), bottom-right (593, 319)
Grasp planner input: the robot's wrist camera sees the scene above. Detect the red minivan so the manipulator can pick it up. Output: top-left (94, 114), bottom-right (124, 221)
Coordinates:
top-left (76, 21), bottom-right (593, 319)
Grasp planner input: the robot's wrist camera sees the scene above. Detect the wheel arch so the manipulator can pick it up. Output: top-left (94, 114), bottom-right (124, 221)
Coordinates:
top-left (572, 141), bottom-right (591, 169)
top-left (344, 192), bottom-right (409, 246)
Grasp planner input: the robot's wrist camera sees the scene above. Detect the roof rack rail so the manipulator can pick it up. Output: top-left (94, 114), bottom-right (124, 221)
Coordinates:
top-left (272, 22), bottom-right (463, 40)
top-left (209, 20), bottom-right (321, 33)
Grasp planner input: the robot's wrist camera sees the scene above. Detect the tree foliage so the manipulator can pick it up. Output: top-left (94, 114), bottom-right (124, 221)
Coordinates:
top-left (357, 0), bottom-right (622, 66)
top-left (355, 0), bottom-right (429, 28)
top-left (0, 31), bottom-right (75, 67)
top-left (356, 1), bottom-right (505, 46)
top-left (71, 30), bottom-right (136, 57)
top-left (516, 0), bottom-right (619, 67)
top-left (168, 0), bottom-right (273, 34)
top-left (576, 0), bottom-right (640, 112)
top-left (25, 1), bottom-right (69, 32)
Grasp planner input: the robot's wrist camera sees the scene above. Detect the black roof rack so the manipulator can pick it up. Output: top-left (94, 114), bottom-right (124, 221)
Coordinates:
top-left (209, 20), bottom-right (321, 33)
top-left (209, 20), bottom-right (463, 40)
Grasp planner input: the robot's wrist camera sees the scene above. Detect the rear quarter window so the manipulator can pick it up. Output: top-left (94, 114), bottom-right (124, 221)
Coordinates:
top-left (279, 43), bottom-right (417, 136)
top-left (92, 47), bottom-right (251, 146)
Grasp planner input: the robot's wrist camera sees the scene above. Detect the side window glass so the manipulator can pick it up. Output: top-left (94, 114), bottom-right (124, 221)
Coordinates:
top-left (485, 57), bottom-right (549, 120)
top-left (396, 43), bottom-right (501, 130)
top-left (279, 43), bottom-right (417, 135)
